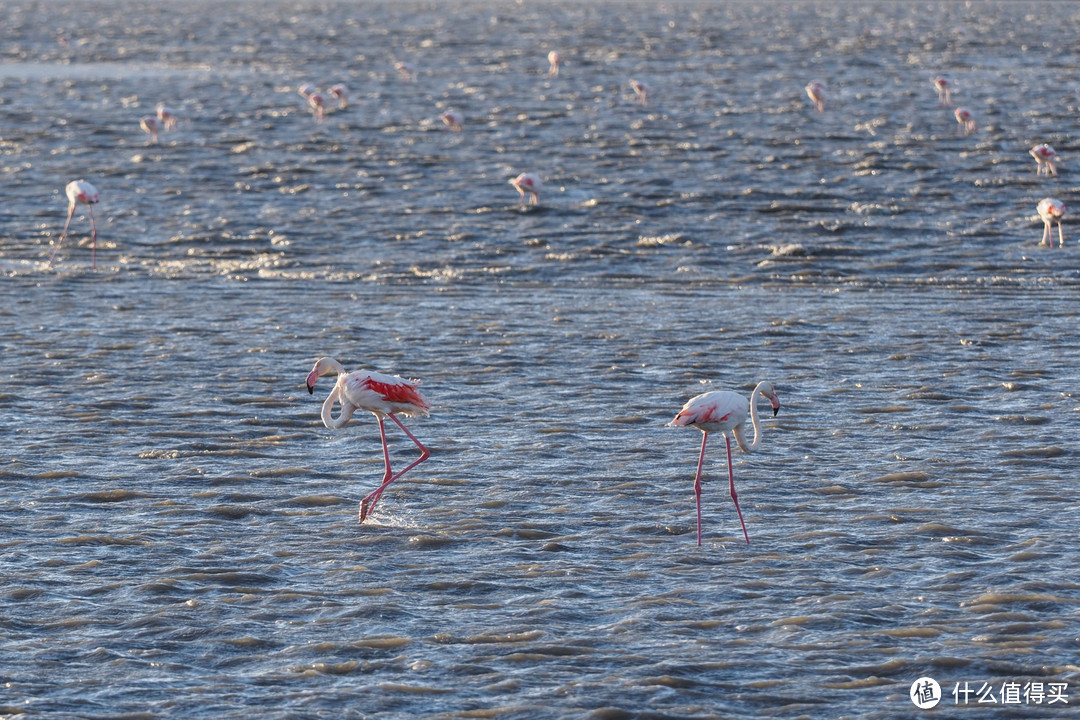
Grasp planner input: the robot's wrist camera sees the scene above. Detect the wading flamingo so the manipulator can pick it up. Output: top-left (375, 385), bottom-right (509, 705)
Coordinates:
top-left (329, 84), bottom-right (348, 108)
top-left (510, 173), bottom-right (541, 206)
top-left (441, 109), bottom-right (463, 132)
top-left (140, 115), bottom-right (161, 143)
top-left (297, 84), bottom-right (316, 99)
top-left (933, 76), bottom-right (950, 105)
top-left (157, 104), bottom-right (177, 131)
top-left (1037, 198), bottom-right (1065, 247)
top-left (306, 357), bottom-right (431, 522)
top-left (669, 381), bottom-right (780, 546)
top-left (954, 107), bottom-right (977, 135)
top-left (1030, 144), bottom-right (1058, 176)
top-left (50, 180), bottom-right (100, 269)
top-left (307, 91), bottom-right (325, 121)
top-left (395, 62), bottom-right (415, 82)
top-left (806, 80), bottom-right (826, 112)
top-left (548, 50), bottom-right (561, 77)
top-left (630, 79), bottom-right (648, 106)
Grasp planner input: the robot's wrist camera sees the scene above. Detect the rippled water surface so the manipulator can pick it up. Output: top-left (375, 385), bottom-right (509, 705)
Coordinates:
top-left (3, 1), bottom-right (1080, 718)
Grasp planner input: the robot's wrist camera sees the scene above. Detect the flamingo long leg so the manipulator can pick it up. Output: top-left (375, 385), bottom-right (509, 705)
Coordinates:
top-left (693, 431), bottom-right (707, 546)
top-left (87, 204), bottom-right (97, 269)
top-left (1057, 220), bottom-right (1065, 248)
top-left (726, 435), bottom-right (750, 545)
top-left (49, 203), bottom-right (76, 265)
top-left (359, 413), bottom-right (430, 522)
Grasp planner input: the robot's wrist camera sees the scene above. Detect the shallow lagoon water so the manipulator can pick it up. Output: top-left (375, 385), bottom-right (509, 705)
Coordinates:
top-left (2, 1), bottom-right (1080, 718)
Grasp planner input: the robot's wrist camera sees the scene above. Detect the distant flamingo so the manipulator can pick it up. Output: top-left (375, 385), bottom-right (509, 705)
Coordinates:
top-left (441, 109), bottom-right (463, 132)
top-left (308, 91), bottom-right (325, 121)
top-left (139, 115), bottom-right (161, 143)
top-left (1030, 144), bottom-right (1058, 176)
top-left (805, 80), bottom-right (826, 112)
top-left (50, 179), bottom-right (100, 269)
top-left (510, 173), bottom-right (541, 206)
top-left (933, 76), bottom-right (951, 105)
top-left (395, 62), bottom-right (415, 82)
top-left (329, 84), bottom-right (348, 108)
top-left (630, 79), bottom-right (648, 106)
top-left (297, 83), bottom-right (316, 99)
top-left (1037, 198), bottom-right (1065, 247)
top-left (157, 104), bottom-right (177, 131)
top-left (306, 357), bottom-right (431, 522)
top-left (669, 381), bottom-right (780, 546)
top-left (954, 107), bottom-right (977, 135)
top-left (548, 50), bottom-right (561, 77)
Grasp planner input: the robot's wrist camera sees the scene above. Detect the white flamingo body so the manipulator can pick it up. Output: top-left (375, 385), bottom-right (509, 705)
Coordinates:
top-left (933, 76), bottom-right (950, 105)
top-left (51, 180), bottom-right (100, 268)
top-left (630, 79), bottom-right (648, 106)
top-left (297, 84), bottom-right (316, 99)
top-left (329, 84), bottom-right (348, 108)
top-left (548, 50), bottom-right (561, 77)
top-left (157, 104), bottom-right (177, 131)
top-left (669, 381), bottom-right (780, 546)
top-left (806, 80), bottom-right (826, 112)
top-left (306, 357), bottom-right (431, 522)
top-left (140, 115), bottom-right (161, 143)
top-left (510, 173), bottom-right (541, 205)
top-left (1037, 198), bottom-right (1065, 247)
top-left (954, 107), bottom-right (977, 135)
top-left (1031, 144), bottom-right (1058, 176)
top-left (441, 110), bottom-right (464, 132)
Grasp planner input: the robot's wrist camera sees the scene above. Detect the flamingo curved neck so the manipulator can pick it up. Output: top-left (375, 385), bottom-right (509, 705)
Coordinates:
top-left (734, 385), bottom-right (766, 453)
top-left (320, 383), bottom-right (356, 429)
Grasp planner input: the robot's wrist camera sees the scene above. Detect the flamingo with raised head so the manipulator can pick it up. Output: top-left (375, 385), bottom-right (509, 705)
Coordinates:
top-left (933, 76), bottom-right (950, 105)
top-left (50, 180), bottom-right (100, 269)
top-left (1037, 198), bottom-right (1065, 247)
top-left (140, 115), bottom-right (161, 143)
top-left (806, 81), bottom-right (826, 112)
top-left (548, 50), bottom-right (561, 77)
top-left (669, 381), bottom-right (780, 546)
top-left (954, 107), bottom-right (977, 135)
top-left (510, 173), bottom-right (541, 206)
top-left (630, 79), bottom-right (648, 106)
top-left (156, 104), bottom-right (177, 131)
top-left (1030, 144), bottom-right (1058, 176)
top-left (306, 357), bottom-right (431, 522)
top-left (441, 110), bottom-right (463, 132)
top-left (329, 84), bottom-right (348, 108)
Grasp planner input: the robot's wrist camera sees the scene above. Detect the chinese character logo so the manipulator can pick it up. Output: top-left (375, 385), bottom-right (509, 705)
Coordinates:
top-left (911, 677), bottom-right (942, 709)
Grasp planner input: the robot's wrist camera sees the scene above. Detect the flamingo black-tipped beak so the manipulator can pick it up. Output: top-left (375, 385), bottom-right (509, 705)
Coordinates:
top-left (307, 383), bottom-right (315, 395)
top-left (773, 407), bottom-right (779, 417)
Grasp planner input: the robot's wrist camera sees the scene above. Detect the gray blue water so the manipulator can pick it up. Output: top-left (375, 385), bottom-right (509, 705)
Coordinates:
top-left (2, 1), bottom-right (1079, 718)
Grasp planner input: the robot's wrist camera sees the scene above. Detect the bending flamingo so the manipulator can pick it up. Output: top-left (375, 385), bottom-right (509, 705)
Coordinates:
top-left (1037, 198), bottom-right (1065, 247)
top-left (510, 172), bottom-right (541, 205)
top-left (157, 104), bottom-right (177, 131)
top-left (954, 107), bottom-right (977, 135)
top-left (140, 115), bottom-right (161, 143)
top-left (329, 84), bottom-right (348, 108)
top-left (669, 381), bottom-right (780, 546)
top-left (805, 80), bottom-right (826, 112)
top-left (50, 180), bottom-right (99, 268)
top-left (306, 357), bottom-right (431, 522)
top-left (1030, 144), bottom-right (1058, 176)
top-left (630, 79), bottom-right (648, 106)
top-left (308, 91), bottom-right (325, 121)
top-left (441, 109), bottom-right (463, 132)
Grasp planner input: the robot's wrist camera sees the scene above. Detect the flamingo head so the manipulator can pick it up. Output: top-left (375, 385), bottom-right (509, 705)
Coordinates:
top-left (757, 381), bottom-right (780, 417)
top-left (306, 357), bottom-right (340, 394)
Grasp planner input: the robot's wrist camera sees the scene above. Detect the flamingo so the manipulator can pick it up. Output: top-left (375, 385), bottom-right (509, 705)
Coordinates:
top-left (954, 107), bottom-right (977, 135)
top-left (297, 83), bottom-right (316, 99)
top-left (1037, 198), bottom-right (1065, 247)
top-left (395, 62), bottom-right (415, 82)
top-left (669, 381), bottom-right (780, 546)
top-left (1030, 144), bottom-right (1058, 176)
top-left (441, 109), bottom-right (463, 132)
top-left (308, 91), bottom-right (325, 121)
top-left (510, 172), bottom-right (541, 206)
top-left (329, 84), bottom-right (348, 108)
top-left (630, 79), bottom-right (648, 106)
top-left (50, 179), bottom-right (100, 269)
top-left (805, 80), bottom-right (826, 112)
top-left (157, 104), bottom-right (177, 131)
top-left (548, 50), bottom-right (561, 77)
top-left (933, 76), bottom-right (950, 105)
top-left (139, 115), bottom-right (161, 143)
top-left (306, 357), bottom-right (431, 522)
